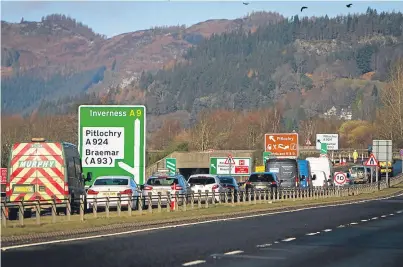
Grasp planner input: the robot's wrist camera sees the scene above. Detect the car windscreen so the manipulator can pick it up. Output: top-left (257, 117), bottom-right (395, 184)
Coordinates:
top-left (219, 177), bottom-right (234, 185)
top-left (146, 177), bottom-right (179, 186)
top-left (188, 177), bottom-right (216, 185)
top-left (248, 173), bottom-right (275, 183)
top-left (94, 178), bottom-right (129, 186)
top-left (351, 167), bottom-right (365, 173)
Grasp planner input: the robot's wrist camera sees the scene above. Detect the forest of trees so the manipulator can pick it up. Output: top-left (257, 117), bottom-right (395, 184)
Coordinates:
top-left (1, 66), bottom-right (107, 114)
top-left (134, 9), bottom-right (403, 126)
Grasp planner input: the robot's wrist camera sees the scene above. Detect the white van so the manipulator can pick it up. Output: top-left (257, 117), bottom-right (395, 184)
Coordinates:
top-left (306, 157), bottom-right (334, 187)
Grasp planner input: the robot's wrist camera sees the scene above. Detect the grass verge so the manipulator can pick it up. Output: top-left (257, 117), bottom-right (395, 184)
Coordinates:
top-left (2, 183), bottom-right (403, 239)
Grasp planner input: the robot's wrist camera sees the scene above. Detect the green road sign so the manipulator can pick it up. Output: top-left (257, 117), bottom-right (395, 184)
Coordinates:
top-left (78, 105), bottom-right (146, 186)
top-left (320, 143), bottom-right (328, 154)
top-left (165, 158), bottom-right (177, 174)
top-left (263, 151), bottom-right (273, 165)
top-left (209, 157), bottom-right (251, 176)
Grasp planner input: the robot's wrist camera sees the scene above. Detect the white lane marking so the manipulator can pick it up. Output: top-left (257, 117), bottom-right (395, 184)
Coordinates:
top-left (361, 219), bottom-right (368, 222)
top-left (381, 215), bottom-right (387, 218)
top-left (323, 229), bottom-right (332, 232)
top-left (337, 225), bottom-right (345, 228)
top-left (389, 213), bottom-right (395, 216)
top-left (350, 222), bottom-right (358, 225)
top-left (224, 250), bottom-right (244, 255)
top-left (372, 217), bottom-right (378, 220)
top-left (306, 232), bottom-right (319, 236)
top-left (397, 210), bottom-right (403, 214)
top-left (274, 241), bottom-right (280, 244)
top-left (282, 237), bottom-right (296, 242)
top-left (256, 243), bottom-right (272, 248)
top-left (182, 260), bottom-right (206, 266)
top-left (2, 193), bottom-right (403, 251)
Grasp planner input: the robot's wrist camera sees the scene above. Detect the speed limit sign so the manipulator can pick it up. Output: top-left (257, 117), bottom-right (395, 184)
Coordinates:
top-left (334, 172), bottom-right (347, 185)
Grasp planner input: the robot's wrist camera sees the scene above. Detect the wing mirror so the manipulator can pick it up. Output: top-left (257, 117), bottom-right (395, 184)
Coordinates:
top-left (327, 179), bottom-right (332, 183)
top-left (312, 174), bottom-right (317, 180)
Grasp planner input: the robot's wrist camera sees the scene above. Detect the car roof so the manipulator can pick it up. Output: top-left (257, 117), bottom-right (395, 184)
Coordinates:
top-left (96, 176), bottom-right (132, 180)
top-left (189, 174), bottom-right (217, 178)
top-left (251, 172), bottom-right (276, 175)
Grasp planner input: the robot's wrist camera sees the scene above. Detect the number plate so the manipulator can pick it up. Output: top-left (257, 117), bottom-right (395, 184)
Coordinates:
top-left (14, 185), bottom-right (34, 193)
top-left (101, 192), bottom-right (117, 196)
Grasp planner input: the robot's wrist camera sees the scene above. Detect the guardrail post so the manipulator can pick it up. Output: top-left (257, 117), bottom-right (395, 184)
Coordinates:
top-left (148, 192), bottom-right (153, 213)
top-left (198, 191), bottom-right (202, 209)
top-left (157, 192), bottom-right (162, 212)
top-left (218, 191), bottom-right (222, 204)
top-left (1, 202), bottom-right (7, 228)
top-left (242, 190), bottom-right (246, 203)
top-left (19, 200), bottom-right (24, 226)
top-left (80, 195), bottom-right (84, 222)
top-left (66, 196), bottom-right (71, 221)
top-left (106, 196), bottom-right (110, 218)
top-left (231, 190), bottom-right (235, 206)
top-left (175, 192), bottom-right (179, 211)
top-left (182, 193), bottom-right (187, 211)
top-left (248, 190), bottom-right (252, 204)
top-left (236, 190), bottom-right (241, 205)
top-left (51, 197), bottom-right (56, 224)
top-left (166, 192), bottom-right (171, 212)
top-left (212, 191), bottom-right (216, 206)
top-left (35, 198), bottom-right (40, 225)
top-left (225, 190), bottom-right (228, 204)
top-left (190, 192), bottom-right (195, 209)
top-left (138, 193), bottom-right (143, 213)
top-left (117, 194), bottom-right (122, 217)
top-left (127, 195), bottom-right (132, 216)
top-left (205, 190), bottom-right (209, 208)
top-left (93, 198), bottom-right (97, 218)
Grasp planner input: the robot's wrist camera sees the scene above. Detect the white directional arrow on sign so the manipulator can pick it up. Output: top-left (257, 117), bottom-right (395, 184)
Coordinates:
top-left (269, 136), bottom-right (276, 142)
top-left (118, 118), bottom-right (141, 184)
top-left (211, 164), bottom-right (216, 169)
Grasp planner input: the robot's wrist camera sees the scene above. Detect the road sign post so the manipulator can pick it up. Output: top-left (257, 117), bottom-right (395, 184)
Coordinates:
top-left (209, 157), bottom-right (251, 176)
top-left (78, 105), bottom-right (146, 185)
top-left (264, 133), bottom-right (299, 158)
top-left (165, 158), bottom-right (177, 174)
top-left (373, 140), bottom-right (393, 188)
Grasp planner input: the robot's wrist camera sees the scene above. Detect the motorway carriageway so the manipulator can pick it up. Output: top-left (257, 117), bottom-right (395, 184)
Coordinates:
top-left (2, 194), bottom-right (403, 267)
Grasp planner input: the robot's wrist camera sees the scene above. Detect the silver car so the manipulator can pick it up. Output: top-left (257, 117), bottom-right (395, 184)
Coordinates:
top-left (187, 174), bottom-right (227, 202)
top-left (86, 176), bottom-right (140, 210)
top-left (142, 174), bottom-right (191, 208)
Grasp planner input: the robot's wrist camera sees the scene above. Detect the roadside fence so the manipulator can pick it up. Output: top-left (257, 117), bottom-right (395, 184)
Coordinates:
top-left (1, 174), bottom-right (402, 227)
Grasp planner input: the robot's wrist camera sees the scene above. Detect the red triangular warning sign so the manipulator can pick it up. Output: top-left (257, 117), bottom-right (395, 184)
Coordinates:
top-left (224, 156), bottom-right (236, 164)
top-left (364, 154), bottom-right (378, 166)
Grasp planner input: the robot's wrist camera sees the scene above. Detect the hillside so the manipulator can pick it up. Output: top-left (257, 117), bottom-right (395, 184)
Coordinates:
top-left (1, 12), bottom-right (283, 114)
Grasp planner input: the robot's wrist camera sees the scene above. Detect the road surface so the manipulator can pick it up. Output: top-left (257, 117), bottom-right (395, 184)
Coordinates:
top-left (2, 195), bottom-right (403, 267)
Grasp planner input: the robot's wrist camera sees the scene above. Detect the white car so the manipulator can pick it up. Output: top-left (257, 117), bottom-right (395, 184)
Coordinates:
top-left (86, 176), bottom-right (140, 210)
top-left (187, 174), bottom-right (227, 202)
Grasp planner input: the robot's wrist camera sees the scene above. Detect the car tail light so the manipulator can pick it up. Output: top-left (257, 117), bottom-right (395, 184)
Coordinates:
top-left (87, 189), bottom-right (99, 195)
top-left (143, 186), bottom-right (153, 190)
top-left (212, 184), bottom-right (219, 190)
top-left (120, 189), bottom-right (133, 195)
top-left (171, 185), bottom-right (183, 190)
top-left (271, 181), bottom-right (277, 185)
top-left (245, 181), bottom-right (251, 185)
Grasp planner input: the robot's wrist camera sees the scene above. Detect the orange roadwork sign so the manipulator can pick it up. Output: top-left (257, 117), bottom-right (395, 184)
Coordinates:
top-left (264, 133), bottom-right (299, 157)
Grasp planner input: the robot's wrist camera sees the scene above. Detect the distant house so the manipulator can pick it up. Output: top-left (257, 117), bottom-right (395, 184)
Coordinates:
top-left (322, 106), bottom-right (352, 120)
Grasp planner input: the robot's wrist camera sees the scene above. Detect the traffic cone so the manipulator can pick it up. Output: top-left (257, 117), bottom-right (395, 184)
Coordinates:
top-left (170, 197), bottom-right (175, 211)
